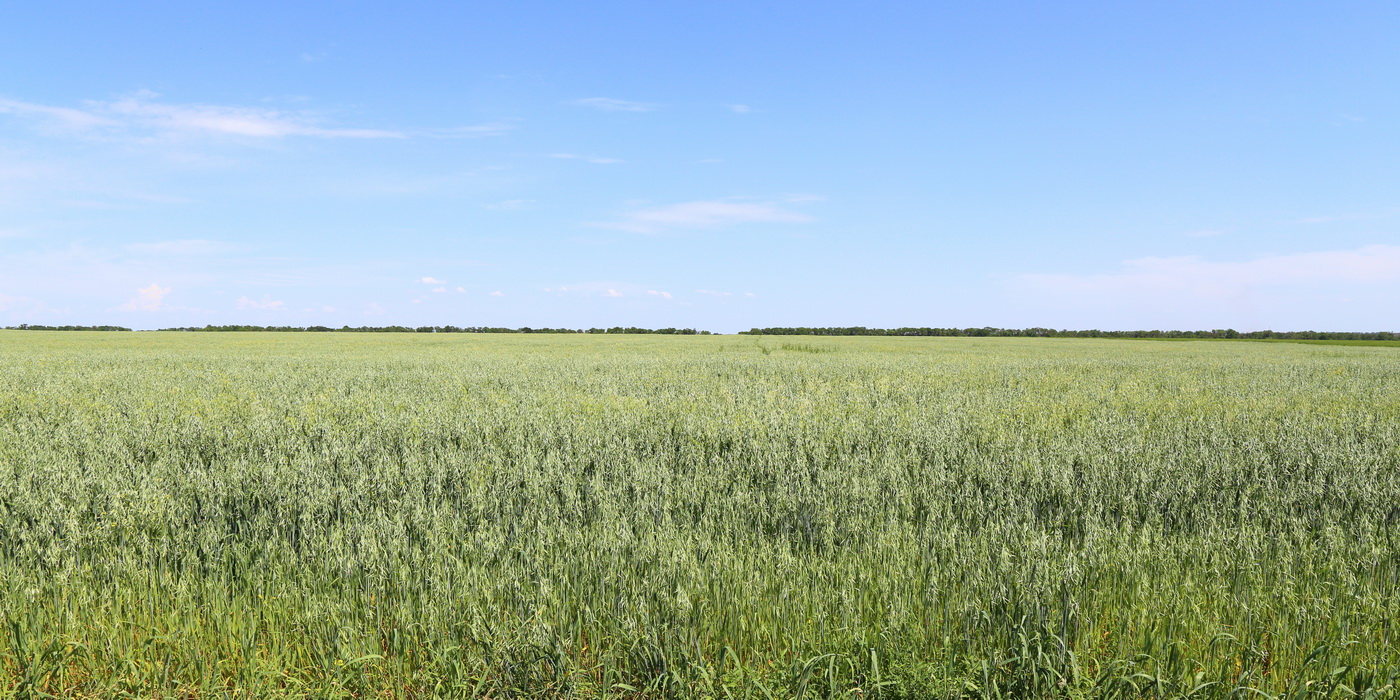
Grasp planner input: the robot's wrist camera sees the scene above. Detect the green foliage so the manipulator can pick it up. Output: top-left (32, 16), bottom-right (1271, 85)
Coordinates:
top-left (2, 324), bottom-right (132, 331)
top-left (778, 342), bottom-right (836, 354)
top-left (740, 327), bottom-right (1400, 342)
top-left (149, 324), bottom-right (712, 334)
top-left (0, 332), bottom-right (1397, 697)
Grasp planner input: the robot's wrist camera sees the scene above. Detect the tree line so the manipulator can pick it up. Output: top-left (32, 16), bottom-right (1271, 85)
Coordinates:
top-left (7, 324), bottom-right (1395, 340)
top-left (4, 324), bottom-right (134, 331)
top-left (154, 325), bottom-right (714, 335)
top-left (739, 327), bottom-right (1400, 340)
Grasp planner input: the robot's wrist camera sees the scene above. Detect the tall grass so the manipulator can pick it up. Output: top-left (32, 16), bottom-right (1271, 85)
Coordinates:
top-left (0, 332), bottom-right (1397, 698)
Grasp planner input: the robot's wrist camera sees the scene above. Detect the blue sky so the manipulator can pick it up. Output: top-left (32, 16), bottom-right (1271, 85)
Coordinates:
top-left (2, 2), bottom-right (1397, 332)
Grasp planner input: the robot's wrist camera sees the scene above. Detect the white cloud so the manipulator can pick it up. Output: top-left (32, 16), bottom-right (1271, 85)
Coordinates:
top-left (0, 291), bottom-right (59, 316)
top-left (550, 153), bottom-right (623, 164)
top-left (456, 287), bottom-right (466, 293)
top-left (572, 97), bottom-right (657, 112)
top-left (424, 122), bottom-right (516, 138)
top-left (114, 94), bottom-right (401, 138)
top-left (1294, 211), bottom-right (1393, 225)
top-left (1016, 245), bottom-right (1400, 329)
top-left (729, 104), bottom-right (752, 113)
top-left (126, 239), bottom-right (234, 255)
top-left (0, 292), bottom-right (35, 312)
top-left (420, 276), bottom-right (445, 284)
top-left (119, 283), bottom-right (171, 311)
top-left (0, 98), bottom-right (115, 131)
top-left (744, 291), bottom-right (756, 297)
top-left (647, 290), bottom-right (673, 299)
top-left (695, 289), bottom-right (733, 297)
top-left (322, 169), bottom-right (501, 198)
top-left (432, 287), bottom-right (447, 293)
top-left (546, 282), bottom-right (640, 298)
top-left (1, 93), bottom-right (405, 140)
top-left (236, 296), bottom-right (285, 310)
top-left (590, 199), bottom-right (814, 234)
top-left (107, 94), bottom-right (403, 138)
top-left (489, 290), bottom-right (504, 296)
top-left (1024, 245), bottom-right (1400, 294)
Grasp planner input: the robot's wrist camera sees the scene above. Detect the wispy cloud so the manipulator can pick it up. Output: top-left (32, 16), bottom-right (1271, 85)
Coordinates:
top-left (1014, 245), bottom-right (1400, 329)
top-left (424, 122), bottom-right (517, 139)
top-left (119, 283), bottom-right (171, 311)
top-left (420, 276), bottom-right (445, 284)
top-left (550, 153), bottom-right (623, 164)
top-left (104, 95), bottom-right (404, 138)
top-left (571, 97), bottom-right (657, 112)
top-left (0, 292), bottom-right (39, 312)
top-left (1294, 211), bottom-right (1394, 225)
top-left (0, 93), bottom-right (508, 142)
top-left (126, 239), bottom-right (236, 255)
top-left (236, 295), bottom-right (285, 310)
top-left (647, 289), bottom-right (673, 299)
top-left (1022, 245), bottom-right (1400, 297)
top-left (544, 282), bottom-right (640, 298)
top-left (729, 104), bottom-right (753, 114)
top-left (0, 98), bottom-right (115, 130)
top-left (590, 199), bottom-right (815, 234)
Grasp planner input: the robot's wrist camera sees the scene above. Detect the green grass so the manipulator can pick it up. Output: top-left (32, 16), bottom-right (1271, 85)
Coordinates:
top-left (1127, 337), bottom-right (1400, 347)
top-left (1245, 338), bottom-right (1400, 347)
top-left (1, 332), bottom-right (1397, 698)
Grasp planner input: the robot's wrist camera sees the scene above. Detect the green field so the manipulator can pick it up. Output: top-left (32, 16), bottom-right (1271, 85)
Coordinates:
top-left (1, 332), bottom-right (1398, 698)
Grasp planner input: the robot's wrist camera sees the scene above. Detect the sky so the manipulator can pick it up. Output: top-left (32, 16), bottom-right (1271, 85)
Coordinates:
top-left (1, 1), bottom-right (1398, 332)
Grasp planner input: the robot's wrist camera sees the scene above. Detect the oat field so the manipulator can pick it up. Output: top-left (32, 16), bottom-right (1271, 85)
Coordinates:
top-left (1, 332), bottom-right (1397, 698)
